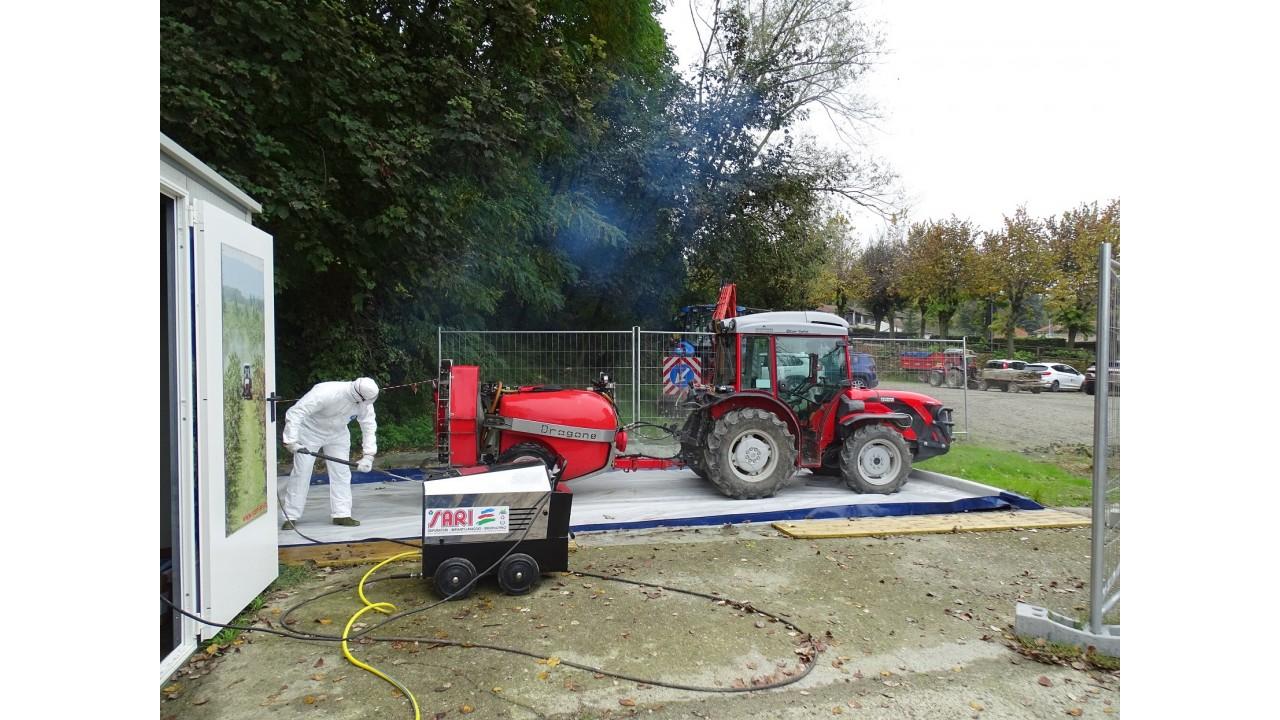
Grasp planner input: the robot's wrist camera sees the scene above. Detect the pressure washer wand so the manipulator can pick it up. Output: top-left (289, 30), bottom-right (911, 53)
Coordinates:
top-left (296, 449), bottom-right (417, 483)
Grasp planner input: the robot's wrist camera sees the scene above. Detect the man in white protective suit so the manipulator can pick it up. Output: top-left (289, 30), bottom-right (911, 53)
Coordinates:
top-left (279, 377), bottom-right (379, 528)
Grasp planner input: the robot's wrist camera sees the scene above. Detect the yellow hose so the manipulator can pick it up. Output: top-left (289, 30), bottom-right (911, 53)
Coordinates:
top-left (342, 550), bottom-right (422, 720)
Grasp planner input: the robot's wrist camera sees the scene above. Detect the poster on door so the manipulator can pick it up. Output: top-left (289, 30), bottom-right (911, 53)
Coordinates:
top-left (221, 246), bottom-right (268, 536)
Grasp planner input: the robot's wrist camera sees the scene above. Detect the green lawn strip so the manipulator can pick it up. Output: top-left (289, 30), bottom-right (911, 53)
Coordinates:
top-left (917, 443), bottom-right (1093, 507)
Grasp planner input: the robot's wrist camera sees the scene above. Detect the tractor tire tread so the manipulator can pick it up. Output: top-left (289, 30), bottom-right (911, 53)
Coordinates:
top-left (704, 408), bottom-right (797, 500)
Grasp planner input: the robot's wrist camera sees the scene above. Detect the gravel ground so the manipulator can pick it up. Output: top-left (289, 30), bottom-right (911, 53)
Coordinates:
top-left (161, 525), bottom-right (1118, 720)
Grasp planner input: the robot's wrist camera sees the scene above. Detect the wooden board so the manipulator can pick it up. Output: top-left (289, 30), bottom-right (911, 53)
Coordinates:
top-left (772, 510), bottom-right (1089, 539)
top-left (278, 540), bottom-right (422, 568)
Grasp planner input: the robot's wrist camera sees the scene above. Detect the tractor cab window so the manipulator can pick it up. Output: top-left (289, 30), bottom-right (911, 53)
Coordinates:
top-left (741, 335), bottom-right (772, 390)
top-left (775, 336), bottom-right (848, 420)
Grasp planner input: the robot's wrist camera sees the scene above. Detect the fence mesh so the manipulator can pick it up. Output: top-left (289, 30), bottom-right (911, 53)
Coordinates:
top-left (1091, 245), bottom-right (1121, 630)
top-left (848, 337), bottom-right (970, 436)
top-left (438, 330), bottom-right (636, 420)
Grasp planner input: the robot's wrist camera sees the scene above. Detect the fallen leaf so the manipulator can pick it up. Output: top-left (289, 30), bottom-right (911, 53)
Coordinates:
top-left (537, 671), bottom-right (550, 681)
top-left (314, 659), bottom-right (324, 668)
top-left (304, 696), bottom-right (316, 705)
top-left (317, 618), bottom-right (333, 625)
top-left (461, 704), bottom-right (475, 714)
top-left (620, 698), bottom-right (637, 707)
top-left (546, 656), bottom-right (561, 667)
top-left (1038, 676), bottom-right (1053, 687)
top-left (492, 686), bottom-right (502, 693)
top-left (162, 684), bottom-right (182, 694)
top-left (310, 674), bottom-right (324, 681)
top-left (970, 700), bottom-right (984, 711)
top-left (191, 698), bottom-right (208, 706)
top-left (1066, 709), bottom-right (1082, 717)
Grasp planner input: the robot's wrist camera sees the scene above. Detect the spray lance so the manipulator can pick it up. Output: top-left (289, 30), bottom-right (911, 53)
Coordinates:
top-left (296, 449), bottom-right (418, 483)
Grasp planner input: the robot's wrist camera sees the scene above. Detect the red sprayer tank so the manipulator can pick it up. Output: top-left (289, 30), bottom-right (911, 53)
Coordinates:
top-left (434, 362), bottom-right (624, 482)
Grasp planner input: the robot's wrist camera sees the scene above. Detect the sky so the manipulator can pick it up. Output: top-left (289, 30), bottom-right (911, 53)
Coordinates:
top-left (658, 0), bottom-right (1123, 235)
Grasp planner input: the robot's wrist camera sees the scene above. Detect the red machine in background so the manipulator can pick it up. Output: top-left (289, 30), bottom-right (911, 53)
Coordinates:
top-left (433, 285), bottom-right (953, 499)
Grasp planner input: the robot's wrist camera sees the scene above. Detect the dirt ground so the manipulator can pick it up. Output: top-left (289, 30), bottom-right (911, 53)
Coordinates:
top-left (162, 524), bottom-right (1118, 719)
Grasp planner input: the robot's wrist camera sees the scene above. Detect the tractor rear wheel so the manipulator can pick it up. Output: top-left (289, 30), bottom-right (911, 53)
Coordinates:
top-left (947, 368), bottom-right (964, 388)
top-left (704, 408), bottom-right (797, 499)
top-left (680, 413), bottom-right (711, 480)
top-left (496, 442), bottom-right (561, 488)
top-left (496, 553), bottom-right (540, 595)
top-left (434, 557), bottom-right (478, 600)
top-left (928, 370), bottom-right (944, 387)
top-left (840, 424), bottom-right (912, 494)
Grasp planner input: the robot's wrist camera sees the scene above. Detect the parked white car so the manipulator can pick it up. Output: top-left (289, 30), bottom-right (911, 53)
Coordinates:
top-left (1025, 362), bottom-right (1086, 392)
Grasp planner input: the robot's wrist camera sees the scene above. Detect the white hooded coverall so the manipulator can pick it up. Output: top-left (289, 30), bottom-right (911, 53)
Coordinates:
top-left (280, 381), bottom-right (377, 521)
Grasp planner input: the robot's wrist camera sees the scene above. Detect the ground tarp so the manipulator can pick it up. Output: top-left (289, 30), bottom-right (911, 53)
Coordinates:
top-left (277, 467), bottom-right (1040, 546)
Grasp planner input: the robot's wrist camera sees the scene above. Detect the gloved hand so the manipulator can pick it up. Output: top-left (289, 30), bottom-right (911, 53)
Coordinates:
top-left (285, 442), bottom-right (303, 454)
top-left (357, 454), bottom-right (374, 473)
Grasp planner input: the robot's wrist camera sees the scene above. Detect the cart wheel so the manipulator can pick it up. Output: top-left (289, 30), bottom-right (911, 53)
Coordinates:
top-left (434, 557), bottom-right (478, 600)
top-left (1010, 383), bottom-right (1021, 393)
top-left (979, 379), bottom-right (990, 391)
top-left (497, 553), bottom-right (540, 595)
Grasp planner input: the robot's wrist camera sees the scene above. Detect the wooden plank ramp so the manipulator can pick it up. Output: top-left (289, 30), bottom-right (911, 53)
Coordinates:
top-left (772, 509), bottom-right (1089, 539)
top-left (279, 540), bottom-right (422, 568)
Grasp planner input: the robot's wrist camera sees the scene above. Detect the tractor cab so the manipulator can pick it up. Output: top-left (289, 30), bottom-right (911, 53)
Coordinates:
top-left (712, 311), bottom-right (855, 465)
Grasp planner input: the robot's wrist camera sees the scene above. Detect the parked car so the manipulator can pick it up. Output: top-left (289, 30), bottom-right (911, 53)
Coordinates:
top-left (851, 352), bottom-right (878, 388)
top-left (1083, 361), bottom-right (1120, 395)
top-left (978, 359), bottom-right (1043, 393)
top-left (1025, 362), bottom-right (1086, 392)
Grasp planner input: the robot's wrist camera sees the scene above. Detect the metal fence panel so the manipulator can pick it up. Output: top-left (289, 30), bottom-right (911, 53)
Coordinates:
top-left (847, 337), bottom-right (970, 437)
top-left (438, 329), bottom-right (636, 420)
top-left (1091, 244), bottom-right (1120, 631)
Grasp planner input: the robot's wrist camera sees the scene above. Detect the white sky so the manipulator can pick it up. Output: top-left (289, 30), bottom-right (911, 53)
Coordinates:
top-left (658, 0), bottom-right (1123, 234)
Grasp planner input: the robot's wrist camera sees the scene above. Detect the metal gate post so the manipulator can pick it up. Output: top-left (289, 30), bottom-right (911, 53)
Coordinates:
top-left (962, 336), bottom-right (970, 436)
top-left (1089, 242), bottom-right (1113, 636)
top-left (632, 326), bottom-right (640, 425)
top-left (436, 327), bottom-right (442, 375)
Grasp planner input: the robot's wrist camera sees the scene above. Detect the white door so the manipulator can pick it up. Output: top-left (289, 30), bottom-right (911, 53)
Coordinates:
top-left (195, 200), bottom-right (279, 632)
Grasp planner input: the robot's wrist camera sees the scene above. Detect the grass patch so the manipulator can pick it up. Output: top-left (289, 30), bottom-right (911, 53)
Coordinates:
top-left (1014, 635), bottom-right (1119, 671)
top-left (204, 563), bottom-right (314, 649)
top-left (916, 442), bottom-right (1093, 507)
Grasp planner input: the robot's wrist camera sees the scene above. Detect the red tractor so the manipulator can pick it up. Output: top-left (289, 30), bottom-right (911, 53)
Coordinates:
top-left (433, 286), bottom-right (953, 498)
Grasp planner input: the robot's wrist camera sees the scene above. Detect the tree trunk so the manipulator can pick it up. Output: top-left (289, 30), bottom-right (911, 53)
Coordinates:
top-left (1066, 327), bottom-right (1077, 349)
top-left (919, 301), bottom-right (927, 337)
top-left (983, 300), bottom-right (994, 345)
top-left (938, 311), bottom-right (953, 339)
top-left (1005, 310), bottom-right (1017, 357)
top-left (872, 312), bottom-right (884, 336)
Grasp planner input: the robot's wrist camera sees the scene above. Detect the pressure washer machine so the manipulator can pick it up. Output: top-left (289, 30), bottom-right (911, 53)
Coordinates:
top-left (422, 461), bottom-right (572, 599)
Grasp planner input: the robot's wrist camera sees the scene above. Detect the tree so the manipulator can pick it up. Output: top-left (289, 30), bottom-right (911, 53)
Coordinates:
top-left (901, 217), bottom-right (980, 338)
top-left (678, 0), bottom-right (894, 306)
top-left (1045, 200), bottom-right (1121, 347)
top-left (161, 0), bottom-right (682, 412)
top-left (981, 207), bottom-right (1054, 355)
top-left (854, 234), bottom-right (905, 335)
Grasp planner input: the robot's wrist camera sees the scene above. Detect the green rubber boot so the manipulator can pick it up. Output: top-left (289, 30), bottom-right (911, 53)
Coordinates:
top-left (332, 517), bottom-right (361, 527)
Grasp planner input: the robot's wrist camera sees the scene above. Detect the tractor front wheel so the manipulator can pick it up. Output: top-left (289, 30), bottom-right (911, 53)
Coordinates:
top-left (928, 370), bottom-right (944, 387)
top-left (840, 424), bottom-right (912, 494)
top-left (704, 408), bottom-right (797, 499)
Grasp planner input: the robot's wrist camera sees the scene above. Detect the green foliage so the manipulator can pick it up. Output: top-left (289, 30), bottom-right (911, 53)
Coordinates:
top-left (377, 420), bottom-right (436, 452)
